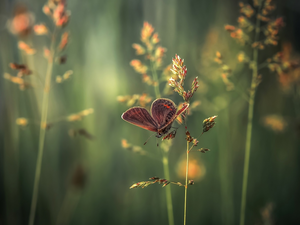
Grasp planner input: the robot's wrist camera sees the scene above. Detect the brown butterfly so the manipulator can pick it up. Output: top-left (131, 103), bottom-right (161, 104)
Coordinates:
top-left (121, 98), bottom-right (188, 138)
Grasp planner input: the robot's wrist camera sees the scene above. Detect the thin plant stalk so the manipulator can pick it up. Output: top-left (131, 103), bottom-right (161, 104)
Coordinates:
top-left (1, 33), bottom-right (21, 225)
top-left (150, 60), bottom-right (174, 225)
top-left (239, 4), bottom-right (262, 225)
top-left (183, 141), bottom-right (189, 225)
top-left (162, 155), bottom-right (174, 225)
top-left (151, 60), bottom-right (161, 99)
top-left (28, 28), bottom-right (57, 225)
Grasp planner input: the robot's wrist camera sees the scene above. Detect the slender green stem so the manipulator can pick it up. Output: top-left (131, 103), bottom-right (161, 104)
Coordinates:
top-left (163, 155), bottom-right (175, 225)
top-left (150, 60), bottom-right (161, 98)
top-left (239, 4), bottom-right (262, 225)
top-left (150, 58), bottom-right (173, 225)
top-left (28, 28), bottom-right (57, 225)
top-left (183, 141), bottom-right (189, 225)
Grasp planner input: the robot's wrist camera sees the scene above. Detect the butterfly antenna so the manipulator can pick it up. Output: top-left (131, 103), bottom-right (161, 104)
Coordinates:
top-left (144, 133), bottom-right (156, 145)
top-left (156, 138), bottom-right (159, 147)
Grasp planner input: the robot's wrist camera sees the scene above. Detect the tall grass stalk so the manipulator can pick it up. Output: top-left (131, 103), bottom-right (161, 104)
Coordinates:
top-left (28, 28), bottom-right (57, 225)
top-left (183, 141), bottom-right (189, 225)
top-left (162, 155), bottom-right (174, 225)
top-left (240, 4), bottom-right (262, 225)
top-left (150, 61), bottom-right (161, 99)
top-left (1, 32), bottom-right (21, 225)
top-left (150, 60), bottom-right (174, 225)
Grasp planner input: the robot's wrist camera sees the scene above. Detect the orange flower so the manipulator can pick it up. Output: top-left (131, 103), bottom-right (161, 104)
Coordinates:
top-left (7, 4), bottom-right (34, 36)
top-left (238, 16), bottom-right (246, 24)
top-left (53, 2), bottom-right (70, 27)
top-left (143, 74), bottom-right (151, 83)
top-left (177, 156), bottom-right (206, 181)
top-left (4, 73), bottom-right (23, 84)
top-left (141, 22), bottom-right (154, 42)
top-left (263, 115), bottom-right (287, 132)
top-left (151, 33), bottom-right (159, 44)
top-left (142, 74), bottom-right (156, 86)
top-left (18, 41), bottom-right (36, 55)
top-left (33, 24), bottom-right (48, 35)
top-left (264, 37), bottom-right (278, 46)
top-left (224, 25), bottom-right (236, 32)
top-left (63, 70), bottom-right (73, 80)
top-left (130, 60), bottom-right (148, 74)
top-left (121, 139), bottom-right (130, 148)
top-left (59, 32), bottom-right (69, 50)
top-left (132, 43), bottom-right (145, 55)
top-left (234, 28), bottom-right (243, 38)
top-left (16, 118), bottom-right (28, 126)
top-left (56, 76), bottom-right (63, 83)
top-left (56, 70), bottom-right (73, 83)
top-left (117, 95), bottom-right (129, 103)
top-left (262, 0), bottom-right (276, 15)
top-left (214, 51), bottom-right (223, 64)
top-left (67, 108), bottom-right (94, 121)
top-left (239, 3), bottom-right (254, 18)
top-left (228, 29), bottom-right (248, 45)
top-left (252, 42), bottom-right (265, 49)
top-left (257, 14), bottom-right (270, 22)
top-left (43, 5), bottom-right (52, 16)
top-left (155, 46), bottom-right (166, 59)
top-left (4, 73), bottom-right (30, 90)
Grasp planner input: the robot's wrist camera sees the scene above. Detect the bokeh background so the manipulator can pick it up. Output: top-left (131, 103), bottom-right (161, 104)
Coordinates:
top-left (0, 0), bottom-right (300, 224)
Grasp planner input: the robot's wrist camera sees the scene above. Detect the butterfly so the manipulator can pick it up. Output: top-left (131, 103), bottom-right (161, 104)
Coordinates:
top-left (121, 98), bottom-right (189, 139)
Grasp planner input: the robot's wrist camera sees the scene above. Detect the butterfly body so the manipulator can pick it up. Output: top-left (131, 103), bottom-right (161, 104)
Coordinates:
top-left (121, 98), bottom-right (188, 138)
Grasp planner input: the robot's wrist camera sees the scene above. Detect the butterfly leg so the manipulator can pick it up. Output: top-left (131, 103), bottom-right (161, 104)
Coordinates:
top-left (162, 129), bottom-right (177, 141)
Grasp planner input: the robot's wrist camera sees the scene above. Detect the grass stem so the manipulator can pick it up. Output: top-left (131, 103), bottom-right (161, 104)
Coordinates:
top-left (151, 59), bottom-right (173, 225)
top-left (163, 155), bottom-right (175, 225)
top-left (151, 60), bottom-right (161, 98)
top-left (183, 141), bottom-right (189, 225)
top-left (239, 4), bottom-right (262, 225)
top-left (28, 28), bottom-right (57, 225)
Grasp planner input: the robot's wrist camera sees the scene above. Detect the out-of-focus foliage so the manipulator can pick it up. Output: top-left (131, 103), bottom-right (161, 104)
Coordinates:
top-left (0, 0), bottom-right (300, 225)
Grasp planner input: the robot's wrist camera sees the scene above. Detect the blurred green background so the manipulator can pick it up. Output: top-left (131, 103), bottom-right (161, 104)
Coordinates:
top-left (0, 0), bottom-right (300, 224)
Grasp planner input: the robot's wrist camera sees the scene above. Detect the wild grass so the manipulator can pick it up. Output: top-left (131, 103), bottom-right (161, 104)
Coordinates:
top-left (3, 1), bottom-right (92, 224)
top-left (121, 24), bottom-right (217, 224)
top-left (217, 1), bottom-right (290, 224)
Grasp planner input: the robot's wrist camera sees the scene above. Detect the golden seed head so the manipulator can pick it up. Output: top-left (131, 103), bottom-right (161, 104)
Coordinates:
top-left (16, 117), bottom-right (28, 126)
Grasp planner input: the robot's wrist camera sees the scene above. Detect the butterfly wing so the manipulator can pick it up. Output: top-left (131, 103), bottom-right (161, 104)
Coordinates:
top-left (151, 98), bottom-right (177, 129)
top-left (121, 107), bottom-right (158, 132)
